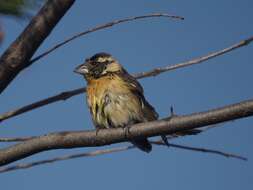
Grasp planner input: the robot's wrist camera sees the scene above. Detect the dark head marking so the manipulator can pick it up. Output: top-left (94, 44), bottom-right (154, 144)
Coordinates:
top-left (89, 52), bottom-right (112, 62)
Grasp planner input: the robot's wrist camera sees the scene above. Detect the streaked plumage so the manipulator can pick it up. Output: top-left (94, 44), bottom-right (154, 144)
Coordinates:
top-left (74, 52), bottom-right (157, 152)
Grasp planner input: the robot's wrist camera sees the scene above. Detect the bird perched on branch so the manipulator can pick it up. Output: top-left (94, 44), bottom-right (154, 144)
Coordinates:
top-left (74, 52), bottom-right (200, 153)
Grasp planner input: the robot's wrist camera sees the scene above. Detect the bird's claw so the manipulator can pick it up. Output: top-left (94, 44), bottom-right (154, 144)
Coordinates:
top-left (124, 126), bottom-right (131, 139)
top-left (95, 128), bottom-right (100, 136)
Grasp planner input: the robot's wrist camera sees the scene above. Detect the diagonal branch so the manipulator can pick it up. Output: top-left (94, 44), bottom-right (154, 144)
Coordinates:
top-left (0, 98), bottom-right (252, 166)
top-left (30, 13), bottom-right (184, 64)
top-left (0, 0), bottom-right (76, 93)
top-left (134, 36), bottom-right (253, 79)
top-left (0, 146), bottom-right (134, 173)
top-left (0, 36), bottom-right (252, 123)
top-left (0, 141), bottom-right (246, 173)
top-left (153, 142), bottom-right (247, 161)
top-left (0, 87), bottom-right (85, 123)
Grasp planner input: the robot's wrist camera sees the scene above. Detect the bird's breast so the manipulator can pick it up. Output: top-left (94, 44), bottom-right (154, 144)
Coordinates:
top-left (86, 75), bottom-right (142, 128)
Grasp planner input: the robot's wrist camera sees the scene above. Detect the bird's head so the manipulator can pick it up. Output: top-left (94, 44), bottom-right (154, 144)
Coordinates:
top-left (74, 52), bottom-right (123, 80)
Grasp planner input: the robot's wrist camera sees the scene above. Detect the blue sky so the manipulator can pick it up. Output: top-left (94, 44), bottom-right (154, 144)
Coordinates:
top-left (0, 0), bottom-right (253, 189)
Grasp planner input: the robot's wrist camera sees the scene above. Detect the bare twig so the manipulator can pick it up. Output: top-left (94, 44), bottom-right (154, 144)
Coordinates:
top-left (0, 146), bottom-right (134, 173)
top-left (30, 13), bottom-right (184, 64)
top-left (0, 136), bottom-right (35, 142)
top-left (0, 87), bottom-right (85, 123)
top-left (0, 98), bottom-right (252, 166)
top-left (134, 36), bottom-right (253, 79)
top-left (0, 36), bottom-right (252, 123)
top-left (152, 141), bottom-right (247, 161)
top-left (0, 140), bottom-right (246, 173)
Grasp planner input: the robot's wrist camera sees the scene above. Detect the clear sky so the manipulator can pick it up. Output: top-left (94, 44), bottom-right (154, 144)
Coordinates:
top-left (0, 0), bottom-right (253, 189)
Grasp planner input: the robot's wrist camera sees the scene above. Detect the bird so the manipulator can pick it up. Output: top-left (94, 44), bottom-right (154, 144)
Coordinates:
top-left (74, 52), bottom-right (160, 153)
top-left (74, 52), bottom-right (201, 153)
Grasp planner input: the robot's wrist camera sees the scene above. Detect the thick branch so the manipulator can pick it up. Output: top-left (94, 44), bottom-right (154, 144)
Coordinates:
top-left (0, 98), bottom-right (252, 166)
top-left (0, 36), bottom-right (252, 123)
top-left (0, 0), bottom-right (75, 93)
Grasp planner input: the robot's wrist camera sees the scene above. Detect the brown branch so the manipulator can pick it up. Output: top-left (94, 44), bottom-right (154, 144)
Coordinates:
top-left (30, 13), bottom-right (184, 64)
top-left (0, 0), bottom-right (75, 93)
top-left (0, 98), bottom-right (252, 166)
top-left (0, 140), bottom-right (246, 173)
top-left (0, 123), bottom-right (220, 142)
top-left (0, 36), bottom-right (252, 123)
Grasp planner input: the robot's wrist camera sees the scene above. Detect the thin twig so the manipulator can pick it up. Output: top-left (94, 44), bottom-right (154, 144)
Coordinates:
top-left (0, 87), bottom-right (85, 123)
top-left (152, 141), bottom-right (247, 161)
top-left (134, 36), bottom-right (253, 79)
top-left (0, 146), bottom-right (134, 173)
top-left (0, 136), bottom-right (36, 142)
top-left (0, 36), bottom-right (252, 123)
top-left (30, 13), bottom-right (184, 64)
top-left (0, 140), bottom-right (246, 173)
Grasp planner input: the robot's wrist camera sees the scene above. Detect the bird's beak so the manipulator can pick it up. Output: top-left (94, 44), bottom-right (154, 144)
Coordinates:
top-left (74, 64), bottom-right (89, 75)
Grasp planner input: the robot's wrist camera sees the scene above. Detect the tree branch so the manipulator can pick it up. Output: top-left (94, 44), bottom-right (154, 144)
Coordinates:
top-left (134, 36), bottom-right (253, 79)
top-left (0, 146), bottom-right (133, 173)
top-left (153, 142), bottom-right (247, 161)
top-left (30, 13), bottom-right (184, 64)
top-left (0, 123), bottom-right (220, 143)
top-left (0, 0), bottom-right (75, 93)
top-left (0, 136), bottom-right (35, 142)
top-left (0, 140), bottom-right (246, 173)
top-left (0, 87), bottom-right (85, 123)
top-left (0, 36), bottom-right (252, 123)
top-left (0, 98), bottom-right (252, 166)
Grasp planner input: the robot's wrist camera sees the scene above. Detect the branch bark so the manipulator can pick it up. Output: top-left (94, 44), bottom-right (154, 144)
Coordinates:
top-left (0, 0), bottom-right (75, 93)
top-left (0, 35), bottom-right (252, 123)
top-left (0, 98), bottom-right (252, 166)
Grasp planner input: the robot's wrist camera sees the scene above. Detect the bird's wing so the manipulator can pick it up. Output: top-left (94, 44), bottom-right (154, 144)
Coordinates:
top-left (120, 70), bottom-right (159, 121)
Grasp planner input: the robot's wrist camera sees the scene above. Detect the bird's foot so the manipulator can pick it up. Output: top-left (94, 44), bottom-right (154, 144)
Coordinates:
top-left (123, 126), bottom-right (131, 139)
top-left (95, 128), bottom-right (101, 136)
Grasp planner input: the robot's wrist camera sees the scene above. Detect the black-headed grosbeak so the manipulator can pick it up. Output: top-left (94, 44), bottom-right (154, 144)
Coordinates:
top-left (74, 53), bottom-right (200, 153)
top-left (74, 52), bottom-right (158, 152)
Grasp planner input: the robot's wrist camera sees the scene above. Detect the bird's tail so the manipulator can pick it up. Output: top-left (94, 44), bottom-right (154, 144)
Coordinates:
top-left (131, 138), bottom-right (152, 153)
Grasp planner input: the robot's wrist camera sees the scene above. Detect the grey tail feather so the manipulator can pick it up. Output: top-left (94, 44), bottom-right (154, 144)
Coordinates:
top-left (131, 138), bottom-right (152, 153)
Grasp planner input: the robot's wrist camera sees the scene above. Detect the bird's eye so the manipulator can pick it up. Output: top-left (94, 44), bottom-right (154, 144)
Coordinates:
top-left (94, 70), bottom-right (100, 75)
